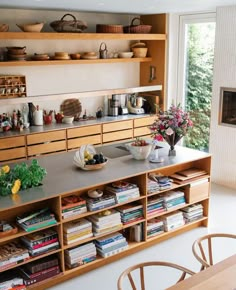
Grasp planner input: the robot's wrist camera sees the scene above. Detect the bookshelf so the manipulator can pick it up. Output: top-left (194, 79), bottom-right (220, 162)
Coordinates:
top-left (0, 145), bottom-right (211, 289)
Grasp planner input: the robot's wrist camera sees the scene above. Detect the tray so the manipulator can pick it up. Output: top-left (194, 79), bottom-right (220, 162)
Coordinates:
top-left (0, 226), bottom-right (18, 238)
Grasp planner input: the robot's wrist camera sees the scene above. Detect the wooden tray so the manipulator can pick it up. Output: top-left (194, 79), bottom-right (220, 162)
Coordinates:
top-left (0, 226), bottom-right (18, 238)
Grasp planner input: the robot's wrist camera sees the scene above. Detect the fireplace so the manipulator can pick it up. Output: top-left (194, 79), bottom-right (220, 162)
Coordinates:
top-left (219, 87), bottom-right (236, 127)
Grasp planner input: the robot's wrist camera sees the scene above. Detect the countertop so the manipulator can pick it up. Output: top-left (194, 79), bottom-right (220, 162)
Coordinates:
top-left (0, 143), bottom-right (211, 211)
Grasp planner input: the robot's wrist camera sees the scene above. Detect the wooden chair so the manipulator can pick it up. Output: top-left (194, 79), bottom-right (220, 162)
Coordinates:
top-left (117, 261), bottom-right (195, 290)
top-left (192, 233), bottom-right (236, 271)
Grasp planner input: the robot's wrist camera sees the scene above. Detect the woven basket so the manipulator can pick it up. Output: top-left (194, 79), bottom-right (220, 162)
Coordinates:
top-left (96, 24), bottom-right (123, 33)
top-left (132, 47), bottom-right (148, 58)
top-left (0, 24), bottom-right (9, 32)
top-left (124, 17), bottom-right (152, 34)
top-left (50, 13), bottom-right (87, 33)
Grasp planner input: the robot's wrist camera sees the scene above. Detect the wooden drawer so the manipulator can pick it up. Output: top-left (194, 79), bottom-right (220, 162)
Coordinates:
top-left (185, 179), bottom-right (210, 203)
top-left (67, 125), bottom-right (101, 138)
top-left (27, 130), bottom-right (66, 157)
top-left (0, 136), bottom-right (26, 162)
top-left (103, 120), bottom-right (133, 133)
top-left (27, 130), bottom-right (66, 145)
top-left (134, 127), bottom-right (152, 137)
top-left (103, 129), bottom-right (133, 143)
top-left (68, 135), bottom-right (101, 150)
top-left (134, 116), bottom-right (156, 128)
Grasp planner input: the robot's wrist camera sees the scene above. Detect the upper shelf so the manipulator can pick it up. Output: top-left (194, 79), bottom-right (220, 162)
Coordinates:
top-left (0, 32), bottom-right (166, 41)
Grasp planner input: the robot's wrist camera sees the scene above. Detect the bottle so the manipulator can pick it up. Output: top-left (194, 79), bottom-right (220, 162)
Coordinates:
top-left (22, 104), bottom-right (29, 124)
top-left (33, 105), bottom-right (43, 126)
top-left (103, 95), bottom-right (108, 116)
top-left (28, 103), bottom-right (34, 126)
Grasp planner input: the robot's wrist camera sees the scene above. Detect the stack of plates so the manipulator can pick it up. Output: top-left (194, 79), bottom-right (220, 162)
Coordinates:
top-left (31, 53), bottom-right (50, 61)
top-left (53, 52), bottom-right (71, 60)
top-left (81, 52), bottom-right (98, 60)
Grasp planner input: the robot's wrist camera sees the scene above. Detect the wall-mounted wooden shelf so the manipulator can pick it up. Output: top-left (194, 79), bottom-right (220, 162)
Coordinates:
top-left (0, 32), bottom-right (166, 41)
top-left (0, 57), bottom-right (152, 67)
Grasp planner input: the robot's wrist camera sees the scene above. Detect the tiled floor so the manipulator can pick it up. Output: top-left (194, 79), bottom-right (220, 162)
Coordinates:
top-left (49, 183), bottom-right (236, 290)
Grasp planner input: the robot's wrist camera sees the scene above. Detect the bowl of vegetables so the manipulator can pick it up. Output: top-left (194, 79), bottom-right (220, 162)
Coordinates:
top-left (126, 138), bottom-right (152, 160)
top-left (74, 144), bottom-right (108, 170)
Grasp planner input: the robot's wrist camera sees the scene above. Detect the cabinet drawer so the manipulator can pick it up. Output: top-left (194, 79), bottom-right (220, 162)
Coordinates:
top-left (27, 141), bottom-right (66, 157)
top-left (103, 129), bottom-right (133, 143)
top-left (27, 130), bottom-right (66, 145)
top-left (103, 120), bottom-right (133, 133)
top-left (0, 136), bottom-right (25, 149)
top-left (134, 127), bottom-right (152, 137)
top-left (67, 125), bottom-right (101, 138)
top-left (185, 180), bottom-right (210, 203)
top-left (0, 147), bottom-right (26, 163)
top-left (134, 116), bottom-right (156, 128)
top-left (68, 135), bottom-right (101, 150)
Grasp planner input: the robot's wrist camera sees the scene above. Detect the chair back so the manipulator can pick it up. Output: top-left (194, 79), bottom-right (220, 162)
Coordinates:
top-left (192, 233), bottom-right (236, 270)
top-left (117, 261), bottom-right (195, 290)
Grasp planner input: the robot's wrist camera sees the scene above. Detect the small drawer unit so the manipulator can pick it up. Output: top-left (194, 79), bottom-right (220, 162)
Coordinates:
top-left (0, 136), bottom-right (26, 163)
top-left (185, 178), bottom-right (210, 203)
top-left (0, 75), bottom-right (27, 99)
top-left (67, 125), bottom-right (101, 150)
top-left (26, 130), bottom-right (66, 157)
top-left (103, 120), bottom-right (133, 143)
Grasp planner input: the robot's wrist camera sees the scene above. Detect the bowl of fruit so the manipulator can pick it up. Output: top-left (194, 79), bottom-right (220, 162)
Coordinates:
top-left (74, 144), bottom-right (108, 170)
top-left (126, 138), bottom-right (152, 160)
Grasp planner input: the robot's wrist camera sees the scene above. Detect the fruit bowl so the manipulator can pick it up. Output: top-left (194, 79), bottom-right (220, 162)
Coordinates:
top-left (74, 144), bottom-right (107, 170)
top-left (126, 139), bottom-right (152, 160)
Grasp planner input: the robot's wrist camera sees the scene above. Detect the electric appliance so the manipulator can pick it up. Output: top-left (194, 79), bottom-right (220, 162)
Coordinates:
top-left (108, 95), bottom-right (119, 116)
top-left (127, 94), bottom-right (145, 114)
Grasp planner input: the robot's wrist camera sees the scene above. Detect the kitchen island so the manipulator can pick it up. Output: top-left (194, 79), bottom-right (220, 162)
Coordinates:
top-left (0, 144), bottom-right (211, 289)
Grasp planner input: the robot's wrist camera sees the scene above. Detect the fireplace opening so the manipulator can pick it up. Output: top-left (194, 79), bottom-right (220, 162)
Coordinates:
top-left (219, 87), bottom-right (236, 127)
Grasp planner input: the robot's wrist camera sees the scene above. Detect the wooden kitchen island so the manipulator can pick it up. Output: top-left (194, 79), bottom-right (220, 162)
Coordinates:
top-left (0, 144), bottom-right (211, 289)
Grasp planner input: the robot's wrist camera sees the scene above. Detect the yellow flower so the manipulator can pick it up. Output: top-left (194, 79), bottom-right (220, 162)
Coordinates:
top-left (1, 165), bottom-right (10, 174)
top-left (11, 179), bottom-right (21, 195)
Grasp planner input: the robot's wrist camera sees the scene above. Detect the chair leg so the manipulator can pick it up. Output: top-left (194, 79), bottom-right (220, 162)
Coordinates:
top-left (128, 273), bottom-right (137, 290)
top-left (140, 267), bottom-right (145, 290)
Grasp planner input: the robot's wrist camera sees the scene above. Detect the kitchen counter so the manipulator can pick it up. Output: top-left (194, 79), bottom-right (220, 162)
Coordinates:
top-left (0, 143), bottom-right (211, 211)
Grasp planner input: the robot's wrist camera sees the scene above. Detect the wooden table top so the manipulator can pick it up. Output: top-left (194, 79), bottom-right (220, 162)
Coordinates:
top-left (167, 254), bottom-right (236, 290)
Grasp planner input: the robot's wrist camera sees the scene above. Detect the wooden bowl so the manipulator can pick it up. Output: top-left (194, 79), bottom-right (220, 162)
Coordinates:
top-left (70, 53), bottom-right (81, 60)
top-left (16, 23), bottom-right (44, 32)
top-left (83, 160), bottom-right (108, 171)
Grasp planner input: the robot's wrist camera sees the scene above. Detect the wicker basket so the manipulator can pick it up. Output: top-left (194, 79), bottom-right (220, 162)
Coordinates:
top-left (50, 13), bottom-right (87, 33)
top-left (0, 24), bottom-right (9, 32)
top-left (132, 47), bottom-right (148, 58)
top-left (124, 17), bottom-right (152, 34)
top-left (96, 24), bottom-right (123, 33)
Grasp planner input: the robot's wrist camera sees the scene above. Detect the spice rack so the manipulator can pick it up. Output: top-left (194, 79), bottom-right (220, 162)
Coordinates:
top-left (0, 75), bottom-right (27, 99)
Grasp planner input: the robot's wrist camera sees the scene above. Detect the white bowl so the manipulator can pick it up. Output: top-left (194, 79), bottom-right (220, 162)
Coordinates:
top-left (118, 52), bottom-right (133, 58)
top-left (126, 142), bottom-right (152, 160)
top-left (63, 116), bottom-right (74, 124)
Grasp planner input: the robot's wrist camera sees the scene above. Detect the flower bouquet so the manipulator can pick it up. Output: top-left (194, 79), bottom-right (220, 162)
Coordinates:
top-left (149, 104), bottom-right (193, 156)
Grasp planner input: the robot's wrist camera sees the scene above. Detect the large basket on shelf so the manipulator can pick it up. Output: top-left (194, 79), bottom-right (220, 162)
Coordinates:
top-left (50, 13), bottom-right (87, 33)
top-left (124, 17), bottom-right (152, 34)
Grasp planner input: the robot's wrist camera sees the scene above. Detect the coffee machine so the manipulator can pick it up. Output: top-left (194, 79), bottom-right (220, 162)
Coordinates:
top-left (108, 95), bottom-right (119, 116)
top-left (127, 94), bottom-right (145, 114)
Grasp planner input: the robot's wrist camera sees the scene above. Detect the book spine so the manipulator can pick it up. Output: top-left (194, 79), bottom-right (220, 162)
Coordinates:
top-left (31, 238), bottom-right (59, 250)
top-left (22, 219), bottom-right (57, 232)
top-left (22, 267), bottom-right (60, 286)
top-left (97, 245), bottom-right (128, 258)
top-left (21, 233), bottom-right (58, 247)
top-left (16, 208), bottom-right (49, 224)
top-left (61, 201), bottom-right (86, 211)
top-left (25, 258), bottom-right (59, 274)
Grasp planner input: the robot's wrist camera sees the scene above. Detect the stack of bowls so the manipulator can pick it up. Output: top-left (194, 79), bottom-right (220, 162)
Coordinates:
top-left (53, 52), bottom-right (70, 60)
top-left (7, 46), bottom-right (27, 61)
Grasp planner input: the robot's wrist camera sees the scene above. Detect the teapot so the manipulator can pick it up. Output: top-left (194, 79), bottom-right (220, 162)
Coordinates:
top-left (96, 107), bottom-right (103, 118)
top-left (43, 110), bottom-right (53, 125)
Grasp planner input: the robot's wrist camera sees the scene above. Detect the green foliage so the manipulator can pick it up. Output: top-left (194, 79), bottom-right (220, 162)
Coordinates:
top-left (0, 160), bottom-right (47, 196)
top-left (183, 22), bottom-right (215, 151)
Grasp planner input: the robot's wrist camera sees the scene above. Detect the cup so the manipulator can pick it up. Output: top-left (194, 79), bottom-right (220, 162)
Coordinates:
top-left (19, 86), bottom-right (25, 93)
top-left (0, 88), bottom-right (5, 95)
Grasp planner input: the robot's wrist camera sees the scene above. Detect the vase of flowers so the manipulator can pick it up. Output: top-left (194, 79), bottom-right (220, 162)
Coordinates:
top-left (149, 104), bottom-right (193, 156)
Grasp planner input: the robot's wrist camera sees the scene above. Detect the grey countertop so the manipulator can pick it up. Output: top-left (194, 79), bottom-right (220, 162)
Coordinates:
top-left (0, 143), bottom-right (211, 211)
top-left (0, 114), bottom-right (154, 138)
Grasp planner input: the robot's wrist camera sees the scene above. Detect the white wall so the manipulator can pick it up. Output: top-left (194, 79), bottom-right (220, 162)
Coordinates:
top-left (209, 6), bottom-right (236, 189)
top-left (0, 9), bottom-right (139, 115)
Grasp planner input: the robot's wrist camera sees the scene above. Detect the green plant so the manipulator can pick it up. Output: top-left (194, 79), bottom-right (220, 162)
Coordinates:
top-left (0, 160), bottom-right (47, 196)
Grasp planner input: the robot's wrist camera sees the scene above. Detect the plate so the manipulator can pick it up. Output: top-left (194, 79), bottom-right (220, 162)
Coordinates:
top-left (53, 56), bottom-right (71, 60)
top-left (81, 55), bottom-right (99, 60)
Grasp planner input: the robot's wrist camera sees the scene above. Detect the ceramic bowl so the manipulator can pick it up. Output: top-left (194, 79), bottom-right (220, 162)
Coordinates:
top-left (88, 189), bottom-right (103, 198)
top-left (126, 142), bottom-right (152, 160)
top-left (16, 23), bottom-right (44, 32)
top-left (118, 52), bottom-right (133, 58)
top-left (62, 116), bottom-right (74, 124)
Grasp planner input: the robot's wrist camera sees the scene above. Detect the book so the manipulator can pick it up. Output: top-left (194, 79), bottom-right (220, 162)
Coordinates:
top-left (95, 237), bottom-right (126, 250)
top-left (20, 229), bottom-right (58, 247)
top-left (96, 241), bottom-right (128, 254)
top-left (61, 195), bottom-right (86, 210)
top-left (16, 208), bottom-right (50, 224)
top-left (66, 256), bottom-right (96, 269)
top-left (62, 204), bottom-right (87, 213)
top-left (28, 241), bottom-right (60, 256)
top-left (177, 168), bottom-right (207, 178)
top-left (97, 244), bottom-right (128, 258)
top-left (18, 219), bottom-right (57, 232)
top-left (95, 232), bottom-right (124, 246)
top-left (117, 203), bottom-right (143, 214)
top-left (63, 219), bottom-right (92, 234)
top-left (65, 242), bottom-right (95, 255)
top-left (18, 265), bottom-right (59, 279)
top-left (23, 256), bottom-right (59, 274)
top-left (64, 233), bottom-right (93, 245)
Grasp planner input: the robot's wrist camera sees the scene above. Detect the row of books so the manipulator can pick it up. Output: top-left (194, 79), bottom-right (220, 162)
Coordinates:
top-left (117, 202), bottom-right (144, 225)
top-left (147, 174), bottom-right (173, 194)
top-left (20, 229), bottom-right (60, 257)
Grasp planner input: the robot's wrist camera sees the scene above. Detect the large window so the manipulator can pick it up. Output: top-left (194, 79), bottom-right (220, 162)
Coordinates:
top-left (177, 13), bottom-right (216, 151)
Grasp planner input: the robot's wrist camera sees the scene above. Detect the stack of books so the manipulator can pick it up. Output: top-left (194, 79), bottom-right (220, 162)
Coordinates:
top-left (0, 271), bottom-right (25, 290)
top-left (16, 208), bottom-right (57, 232)
top-left (117, 203), bottom-right (144, 225)
top-left (61, 195), bottom-right (87, 219)
top-left (147, 196), bottom-right (165, 215)
top-left (63, 219), bottom-right (93, 245)
top-left (18, 256), bottom-right (60, 286)
top-left (147, 174), bottom-right (172, 194)
top-left (161, 190), bottom-right (186, 210)
top-left (105, 181), bottom-right (140, 204)
top-left (84, 194), bottom-right (116, 211)
top-left (147, 218), bottom-right (164, 238)
top-left (0, 241), bottom-right (30, 271)
top-left (160, 211), bottom-right (185, 232)
top-left (95, 232), bottom-right (128, 258)
top-left (87, 209), bottom-right (122, 236)
top-left (181, 203), bottom-right (204, 223)
top-left (65, 242), bottom-right (96, 269)
top-left (20, 229), bottom-right (59, 257)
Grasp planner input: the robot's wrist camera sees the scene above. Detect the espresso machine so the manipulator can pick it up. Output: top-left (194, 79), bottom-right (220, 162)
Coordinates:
top-left (127, 94), bottom-right (145, 114)
top-left (108, 94), bottom-right (119, 116)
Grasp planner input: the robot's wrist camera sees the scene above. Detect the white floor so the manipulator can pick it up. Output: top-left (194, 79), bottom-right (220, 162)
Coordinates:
top-left (49, 183), bottom-right (236, 290)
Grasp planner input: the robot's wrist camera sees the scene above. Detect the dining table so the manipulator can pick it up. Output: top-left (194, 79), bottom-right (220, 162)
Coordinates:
top-left (167, 254), bottom-right (236, 290)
